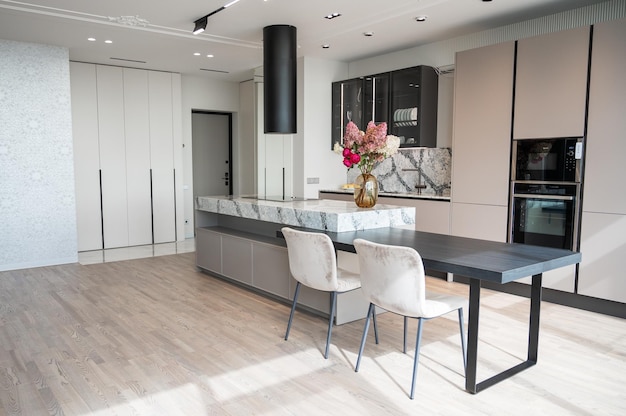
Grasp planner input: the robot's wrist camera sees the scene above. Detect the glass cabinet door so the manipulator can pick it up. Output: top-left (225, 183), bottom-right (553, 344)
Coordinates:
top-left (363, 73), bottom-right (390, 129)
top-left (331, 77), bottom-right (364, 148)
top-left (332, 66), bottom-right (438, 149)
top-left (390, 66), bottom-right (438, 147)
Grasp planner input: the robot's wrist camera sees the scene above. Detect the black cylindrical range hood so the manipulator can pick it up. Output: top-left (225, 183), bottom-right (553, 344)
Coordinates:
top-left (263, 25), bottom-right (297, 134)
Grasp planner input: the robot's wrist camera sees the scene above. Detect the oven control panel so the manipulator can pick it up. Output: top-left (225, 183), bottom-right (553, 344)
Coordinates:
top-left (565, 142), bottom-right (577, 173)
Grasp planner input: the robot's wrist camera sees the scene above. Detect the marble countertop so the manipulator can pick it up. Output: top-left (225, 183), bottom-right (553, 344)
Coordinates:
top-left (196, 195), bottom-right (416, 233)
top-left (319, 188), bottom-right (451, 201)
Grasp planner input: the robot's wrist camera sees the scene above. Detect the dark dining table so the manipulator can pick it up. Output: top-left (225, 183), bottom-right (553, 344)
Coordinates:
top-left (315, 226), bottom-right (582, 394)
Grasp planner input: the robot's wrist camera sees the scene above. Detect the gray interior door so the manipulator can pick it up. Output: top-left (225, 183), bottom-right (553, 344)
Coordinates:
top-left (192, 112), bottom-right (231, 200)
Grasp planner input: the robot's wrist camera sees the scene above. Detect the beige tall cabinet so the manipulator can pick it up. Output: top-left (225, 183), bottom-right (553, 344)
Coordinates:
top-left (450, 41), bottom-right (515, 242)
top-left (578, 18), bottom-right (626, 304)
top-left (70, 62), bottom-right (182, 251)
top-left (513, 26), bottom-right (590, 139)
top-left (511, 27), bottom-right (590, 293)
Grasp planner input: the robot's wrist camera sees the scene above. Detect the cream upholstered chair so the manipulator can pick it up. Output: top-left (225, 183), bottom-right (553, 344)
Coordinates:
top-left (282, 227), bottom-right (377, 359)
top-left (353, 238), bottom-right (467, 399)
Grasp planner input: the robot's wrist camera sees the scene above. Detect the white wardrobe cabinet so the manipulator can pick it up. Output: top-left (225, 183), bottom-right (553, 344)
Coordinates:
top-left (70, 62), bottom-right (102, 252)
top-left (96, 65), bottom-right (130, 249)
top-left (148, 71), bottom-right (177, 244)
top-left (254, 82), bottom-right (293, 198)
top-left (123, 68), bottom-right (152, 247)
top-left (70, 62), bottom-right (181, 250)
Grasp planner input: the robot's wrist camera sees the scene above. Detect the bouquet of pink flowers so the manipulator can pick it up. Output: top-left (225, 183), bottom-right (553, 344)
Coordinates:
top-left (334, 121), bottom-right (400, 175)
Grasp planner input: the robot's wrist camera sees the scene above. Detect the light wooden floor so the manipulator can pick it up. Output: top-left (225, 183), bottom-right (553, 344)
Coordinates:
top-left (0, 253), bottom-right (624, 415)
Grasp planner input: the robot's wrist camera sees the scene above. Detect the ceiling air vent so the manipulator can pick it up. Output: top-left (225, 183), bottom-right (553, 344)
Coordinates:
top-left (200, 68), bottom-right (229, 74)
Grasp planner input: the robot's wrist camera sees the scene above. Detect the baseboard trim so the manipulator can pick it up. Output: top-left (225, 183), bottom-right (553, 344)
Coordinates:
top-left (453, 276), bottom-right (626, 319)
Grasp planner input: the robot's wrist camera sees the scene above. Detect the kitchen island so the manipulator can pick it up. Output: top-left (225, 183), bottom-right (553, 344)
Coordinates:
top-left (194, 196), bottom-right (416, 324)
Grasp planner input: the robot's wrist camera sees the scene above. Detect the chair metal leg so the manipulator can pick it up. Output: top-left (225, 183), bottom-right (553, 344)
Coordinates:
top-left (403, 316), bottom-right (408, 353)
top-left (372, 306), bottom-right (379, 344)
top-left (324, 291), bottom-right (337, 359)
top-left (409, 317), bottom-right (424, 400)
top-left (284, 282), bottom-right (301, 341)
top-left (458, 308), bottom-right (467, 372)
top-left (355, 303), bottom-right (375, 372)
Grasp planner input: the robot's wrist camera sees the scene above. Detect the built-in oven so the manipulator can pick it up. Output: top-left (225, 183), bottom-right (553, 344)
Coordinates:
top-left (512, 137), bottom-right (583, 183)
top-left (509, 182), bottom-right (581, 251)
top-left (509, 137), bottom-right (584, 251)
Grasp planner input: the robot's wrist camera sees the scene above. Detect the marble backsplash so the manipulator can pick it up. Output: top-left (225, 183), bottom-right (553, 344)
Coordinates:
top-left (346, 147), bottom-right (451, 196)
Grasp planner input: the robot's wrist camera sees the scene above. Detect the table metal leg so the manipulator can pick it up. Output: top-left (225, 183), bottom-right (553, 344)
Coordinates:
top-left (465, 278), bottom-right (481, 393)
top-left (465, 273), bottom-right (543, 394)
top-left (528, 273), bottom-right (543, 362)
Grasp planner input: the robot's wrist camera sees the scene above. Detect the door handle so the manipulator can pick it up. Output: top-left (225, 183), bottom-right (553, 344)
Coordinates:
top-left (513, 193), bottom-right (574, 201)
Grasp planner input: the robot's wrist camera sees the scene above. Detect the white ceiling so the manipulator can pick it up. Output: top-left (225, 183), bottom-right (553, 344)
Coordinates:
top-left (0, 0), bottom-right (606, 81)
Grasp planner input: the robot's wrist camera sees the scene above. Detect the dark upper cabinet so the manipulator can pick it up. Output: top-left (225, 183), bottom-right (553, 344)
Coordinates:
top-left (331, 77), bottom-right (364, 148)
top-left (331, 66), bottom-right (438, 149)
top-left (391, 66), bottom-right (438, 148)
top-left (363, 73), bottom-right (390, 129)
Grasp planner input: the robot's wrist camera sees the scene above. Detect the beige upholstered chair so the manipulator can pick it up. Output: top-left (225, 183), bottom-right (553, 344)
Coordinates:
top-left (282, 227), bottom-right (376, 359)
top-left (353, 238), bottom-right (467, 399)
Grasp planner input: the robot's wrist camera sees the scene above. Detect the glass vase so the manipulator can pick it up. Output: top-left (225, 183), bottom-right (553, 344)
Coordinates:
top-left (354, 173), bottom-right (378, 208)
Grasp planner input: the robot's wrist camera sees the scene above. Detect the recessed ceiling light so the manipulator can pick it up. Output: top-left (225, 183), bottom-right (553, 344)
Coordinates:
top-left (322, 44), bottom-right (330, 49)
top-left (207, 54), bottom-right (214, 58)
top-left (364, 32), bottom-right (374, 37)
top-left (193, 52), bottom-right (201, 56)
top-left (104, 40), bottom-right (113, 44)
top-left (415, 16), bottom-right (427, 22)
top-left (325, 12), bottom-right (341, 20)
top-left (87, 37), bottom-right (96, 42)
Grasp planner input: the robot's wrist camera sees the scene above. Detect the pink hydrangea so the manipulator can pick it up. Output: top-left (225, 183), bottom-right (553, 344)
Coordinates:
top-left (339, 121), bottom-right (394, 174)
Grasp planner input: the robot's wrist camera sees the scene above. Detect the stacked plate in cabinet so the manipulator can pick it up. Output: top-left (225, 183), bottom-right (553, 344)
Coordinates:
top-left (393, 107), bottom-right (417, 127)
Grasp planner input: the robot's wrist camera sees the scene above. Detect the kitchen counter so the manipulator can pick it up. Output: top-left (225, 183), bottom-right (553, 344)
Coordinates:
top-left (319, 188), bottom-right (450, 201)
top-left (195, 195), bottom-right (415, 232)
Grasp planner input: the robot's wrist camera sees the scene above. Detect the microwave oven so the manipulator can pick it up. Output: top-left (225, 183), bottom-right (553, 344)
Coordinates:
top-left (512, 137), bottom-right (582, 183)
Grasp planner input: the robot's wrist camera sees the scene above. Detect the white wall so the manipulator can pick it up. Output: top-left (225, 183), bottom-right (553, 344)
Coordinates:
top-left (0, 40), bottom-right (77, 271)
top-left (180, 75), bottom-right (240, 237)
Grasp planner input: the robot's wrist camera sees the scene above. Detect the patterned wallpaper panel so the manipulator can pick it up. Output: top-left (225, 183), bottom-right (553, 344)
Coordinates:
top-left (0, 40), bottom-right (78, 271)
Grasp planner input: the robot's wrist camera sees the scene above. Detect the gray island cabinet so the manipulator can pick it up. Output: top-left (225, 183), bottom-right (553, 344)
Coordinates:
top-left (194, 196), bottom-right (416, 324)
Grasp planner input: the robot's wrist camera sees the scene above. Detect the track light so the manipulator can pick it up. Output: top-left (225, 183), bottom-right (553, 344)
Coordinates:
top-left (193, 17), bottom-right (207, 35)
top-left (192, 0), bottom-right (242, 35)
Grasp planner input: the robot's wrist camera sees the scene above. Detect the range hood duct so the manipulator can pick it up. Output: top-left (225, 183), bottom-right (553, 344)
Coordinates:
top-left (263, 25), bottom-right (297, 134)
